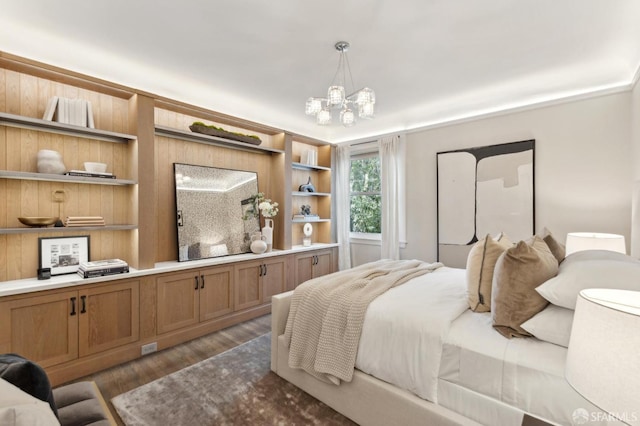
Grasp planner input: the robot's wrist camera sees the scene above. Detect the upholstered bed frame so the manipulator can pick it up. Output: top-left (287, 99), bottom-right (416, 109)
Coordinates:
top-left (270, 291), bottom-right (481, 426)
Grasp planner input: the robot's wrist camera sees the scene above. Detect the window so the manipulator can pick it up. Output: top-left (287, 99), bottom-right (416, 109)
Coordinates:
top-left (350, 153), bottom-right (381, 234)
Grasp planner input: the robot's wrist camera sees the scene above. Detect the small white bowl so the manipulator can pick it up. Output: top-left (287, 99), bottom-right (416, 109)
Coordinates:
top-left (84, 162), bottom-right (107, 173)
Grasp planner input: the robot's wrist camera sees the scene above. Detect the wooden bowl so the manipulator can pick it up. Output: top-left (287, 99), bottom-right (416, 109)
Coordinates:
top-left (18, 217), bottom-right (59, 227)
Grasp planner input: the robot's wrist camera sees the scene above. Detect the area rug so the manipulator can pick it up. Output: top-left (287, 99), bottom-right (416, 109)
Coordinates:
top-left (111, 333), bottom-right (356, 425)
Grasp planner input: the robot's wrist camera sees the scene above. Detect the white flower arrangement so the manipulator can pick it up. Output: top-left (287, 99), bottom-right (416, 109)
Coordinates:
top-left (258, 199), bottom-right (279, 218)
top-left (242, 192), bottom-right (279, 219)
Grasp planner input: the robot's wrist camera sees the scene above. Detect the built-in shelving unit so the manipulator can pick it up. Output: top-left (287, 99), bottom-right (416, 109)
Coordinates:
top-left (0, 51), bottom-right (334, 281)
top-left (289, 140), bottom-right (334, 247)
top-left (0, 51), bottom-right (339, 388)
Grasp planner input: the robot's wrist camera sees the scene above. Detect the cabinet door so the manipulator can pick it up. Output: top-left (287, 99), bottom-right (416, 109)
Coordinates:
top-left (294, 253), bottom-right (315, 287)
top-left (78, 280), bottom-right (140, 357)
top-left (157, 271), bottom-right (199, 334)
top-left (0, 291), bottom-right (78, 368)
top-left (199, 266), bottom-right (233, 322)
top-left (234, 261), bottom-right (262, 311)
top-left (262, 258), bottom-right (286, 303)
top-left (313, 250), bottom-right (333, 279)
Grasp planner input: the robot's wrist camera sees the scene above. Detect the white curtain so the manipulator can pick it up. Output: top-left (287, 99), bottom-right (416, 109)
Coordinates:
top-left (379, 134), bottom-right (406, 260)
top-left (335, 144), bottom-right (352, 270)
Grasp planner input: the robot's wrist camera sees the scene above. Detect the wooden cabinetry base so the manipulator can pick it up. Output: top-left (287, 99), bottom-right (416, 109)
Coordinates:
top-left (47, 303), bottom-right (271, 386)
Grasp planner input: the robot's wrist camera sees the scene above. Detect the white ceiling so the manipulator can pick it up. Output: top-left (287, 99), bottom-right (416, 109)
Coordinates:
top-left (2, 1), bottom-right (640, 144)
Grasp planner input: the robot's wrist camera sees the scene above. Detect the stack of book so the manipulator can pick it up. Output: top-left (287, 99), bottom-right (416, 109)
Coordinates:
top-left (78, 259), bottom-right (129, 278)
top-left (65, 216), bottom-right (106, 227)
top-left (43, 96), bottom-right (95, 128)
top-left (64, 170), bottom-right (116, 179)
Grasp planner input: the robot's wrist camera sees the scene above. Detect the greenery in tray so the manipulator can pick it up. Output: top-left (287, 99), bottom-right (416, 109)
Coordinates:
top-left (192, 121), bottom-right (260, 141)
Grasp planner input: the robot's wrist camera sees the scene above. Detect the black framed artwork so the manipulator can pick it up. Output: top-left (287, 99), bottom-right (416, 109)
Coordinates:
top-left (38, 235), bottom-right (90, 276)
top-left (437, 140), bottom-right (535, 267)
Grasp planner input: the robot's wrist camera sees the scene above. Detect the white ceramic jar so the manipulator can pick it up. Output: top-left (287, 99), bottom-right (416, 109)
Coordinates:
top-left (37, 150), bottom-right (66, 174)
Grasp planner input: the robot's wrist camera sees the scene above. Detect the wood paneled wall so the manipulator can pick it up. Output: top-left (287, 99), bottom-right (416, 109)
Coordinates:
top-left (154, 109), bottom-right (279, 262)
top-left (0, 69), bottom-right (134, 281)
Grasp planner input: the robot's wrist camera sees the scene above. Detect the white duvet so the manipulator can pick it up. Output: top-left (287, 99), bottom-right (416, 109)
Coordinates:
top-left (355, 266), bottom-right (468, 403)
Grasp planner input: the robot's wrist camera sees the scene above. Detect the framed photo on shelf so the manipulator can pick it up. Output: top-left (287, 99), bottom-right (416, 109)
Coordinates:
top-left (39, 236), bottom-right (90, 276)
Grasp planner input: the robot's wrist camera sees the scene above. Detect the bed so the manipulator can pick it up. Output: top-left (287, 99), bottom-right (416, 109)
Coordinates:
top-left (271, 248), bottom-right (636, 426)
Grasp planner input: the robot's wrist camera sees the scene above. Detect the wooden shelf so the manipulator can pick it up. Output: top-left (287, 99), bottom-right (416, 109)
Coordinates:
top-left (155, 125), bottom-right (285, 155)
top-left (291, 162), bottom-right (331, 172)
top-left (0, 112), bottom-right (135, 143)
top-left (0, 225), bottom-right (138, 235)
top-left (0, 170), bottom-right (136, 186)
top-left (292, 191), bottom-right (331, 197)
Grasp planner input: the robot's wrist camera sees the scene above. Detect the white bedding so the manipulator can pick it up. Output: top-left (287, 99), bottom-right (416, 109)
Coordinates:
top-left (438, 310), bottom-right (620, 426)
top-left (355, 266), bottom-right (469, 403)
top-left (353, 265), bottom-right (621, 426)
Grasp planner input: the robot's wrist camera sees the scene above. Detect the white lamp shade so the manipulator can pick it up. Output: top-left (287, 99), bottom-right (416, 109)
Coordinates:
top-left (566, 289), bottom-right (640, 425)
top-left (565, 232), bottom-right (626, 256)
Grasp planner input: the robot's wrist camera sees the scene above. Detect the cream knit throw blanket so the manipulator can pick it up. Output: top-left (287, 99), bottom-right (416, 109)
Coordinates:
top-left (284, 259), bottom-right (443, 385)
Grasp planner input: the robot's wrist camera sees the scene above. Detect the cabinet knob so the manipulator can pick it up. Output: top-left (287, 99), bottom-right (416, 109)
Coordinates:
top-left (200, 275), bottom-right (205, 289)
top-left (263, 265), bottom-right (267, 276)
top-left (194, 276), bottom-right (199, 290)
top-left (80, 295), bottom-right (87, 314)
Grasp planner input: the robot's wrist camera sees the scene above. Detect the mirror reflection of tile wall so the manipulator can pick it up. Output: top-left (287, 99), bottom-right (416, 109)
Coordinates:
top-left (174, 163), bottom-right (260, 261)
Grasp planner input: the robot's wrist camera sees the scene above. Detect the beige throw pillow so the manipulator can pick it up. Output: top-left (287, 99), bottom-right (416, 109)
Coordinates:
top-left (466, 233), bottom-right (512, 312)
top-left (541, 228), bottom-right (566, 264)
top-left (491, 237), bottom-right (558, 338)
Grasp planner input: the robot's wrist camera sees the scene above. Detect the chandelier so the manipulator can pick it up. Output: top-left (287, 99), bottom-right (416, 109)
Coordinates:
top-left (305, 41), bottom-right (375, 127)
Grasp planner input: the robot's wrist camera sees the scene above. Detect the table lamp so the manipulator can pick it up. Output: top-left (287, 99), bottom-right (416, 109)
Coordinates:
top-left (565, 232), bottom-right (626, 256)
top-left (566, 289), bottom-right (640, 425)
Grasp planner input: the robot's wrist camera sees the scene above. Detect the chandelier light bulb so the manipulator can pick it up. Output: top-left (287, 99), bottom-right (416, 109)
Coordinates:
top-left (327, 85), bottom-right (345, 107)
top-left (340, 108), bottom-right (355, 127)
top-left (305, 97), bottom-right (322, 115)
top-left (317, 108), bottom-right (331, 125)
top-left (355, 88), bottom-right (375, 105)
top-left (359, 102), bottom-right (375, 119)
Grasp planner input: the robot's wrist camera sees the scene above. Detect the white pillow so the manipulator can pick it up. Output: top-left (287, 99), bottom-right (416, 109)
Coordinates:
top-left (536, 259), bottom-right (640, 310)
top-left (520, 304), bottom-right (574, 347)
top-left (0, 378), bottom-right (60, 426)
top-left (561, 249), bottom-right (639, 267)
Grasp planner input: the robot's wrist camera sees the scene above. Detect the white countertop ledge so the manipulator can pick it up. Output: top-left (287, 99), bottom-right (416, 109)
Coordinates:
top-left (0, 243), bottom-right (338, 298)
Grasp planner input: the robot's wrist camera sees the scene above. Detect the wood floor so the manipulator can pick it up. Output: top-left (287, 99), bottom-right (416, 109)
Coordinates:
top-left (64, 314), bottom-right (272, 425)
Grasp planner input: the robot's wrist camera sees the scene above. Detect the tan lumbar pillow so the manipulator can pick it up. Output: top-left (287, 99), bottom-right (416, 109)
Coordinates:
top-left (466, 233), bottom-right (513, 312)
top-left (491, 236), bottom-right (558, 338)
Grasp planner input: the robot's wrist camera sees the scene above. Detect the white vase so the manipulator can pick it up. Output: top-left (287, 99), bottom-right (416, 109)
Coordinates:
top-left (37, 149), bottom-right (66, 174)
top-left (262, 218), bottom-right (274, 252)
top-left (250, 232), bottom-right (267, 254)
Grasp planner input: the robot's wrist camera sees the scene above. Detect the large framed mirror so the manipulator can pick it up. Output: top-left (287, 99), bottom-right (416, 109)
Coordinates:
top-left (174, 163), bottom-right (260, 261)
